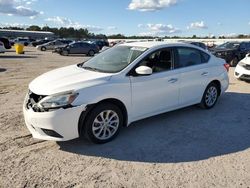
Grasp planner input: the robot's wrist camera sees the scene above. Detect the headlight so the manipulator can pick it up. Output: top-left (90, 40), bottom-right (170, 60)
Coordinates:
top-left (38, 91), bottom-right (78, 109)
top-left (238, 61), bottom-right (245, 67)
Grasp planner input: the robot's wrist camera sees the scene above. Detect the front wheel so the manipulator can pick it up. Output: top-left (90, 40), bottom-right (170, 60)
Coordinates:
top-left (200, 83), bottom-right (219, 109)
top-left (83, 103), bottom-right (123, 144)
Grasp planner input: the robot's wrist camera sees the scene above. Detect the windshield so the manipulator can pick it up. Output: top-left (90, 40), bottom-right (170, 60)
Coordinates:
top-left (79, 45), bottom-right (147, 73)
top-left (217, 42), bottom-right (240, 49)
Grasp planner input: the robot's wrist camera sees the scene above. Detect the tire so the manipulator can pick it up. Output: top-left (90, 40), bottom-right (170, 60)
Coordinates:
top-left (61, 50), bottom-right (69, 56)
top-left (88, 50), bottom-right (95, 56)
top-left (200, 83), bottom-right (219, 109)
top-left (82, 102), bottom-right (123, 144)
top-left (41, 46), bottom-right (46, 51)
top-left (230, 57), bottom-right (238, 67)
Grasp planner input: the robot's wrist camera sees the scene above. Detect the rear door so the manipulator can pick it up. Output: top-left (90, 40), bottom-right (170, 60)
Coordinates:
top-left (174, 47), bottom-right (211, 106)
top-left (80, 43), bottom-right (90, 54)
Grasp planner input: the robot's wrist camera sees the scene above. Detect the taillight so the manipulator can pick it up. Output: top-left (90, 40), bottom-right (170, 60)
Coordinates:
top-left (224, 63), bottom-right (230, 72)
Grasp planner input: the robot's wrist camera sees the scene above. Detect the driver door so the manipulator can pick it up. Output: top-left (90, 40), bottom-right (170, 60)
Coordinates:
top-left (129, 48), bottom-right (180, 120)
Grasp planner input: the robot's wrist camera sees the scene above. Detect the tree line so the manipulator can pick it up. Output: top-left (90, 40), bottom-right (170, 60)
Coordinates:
top-left (1, 25), bottom-right (250, 39)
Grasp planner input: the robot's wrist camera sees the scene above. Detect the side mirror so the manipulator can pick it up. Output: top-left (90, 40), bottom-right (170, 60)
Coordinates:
top-left (135, 66), bottom-right (152, 76)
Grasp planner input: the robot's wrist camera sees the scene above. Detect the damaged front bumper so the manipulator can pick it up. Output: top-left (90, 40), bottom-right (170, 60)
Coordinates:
top-left (23, 104), bottom-right (86, 141)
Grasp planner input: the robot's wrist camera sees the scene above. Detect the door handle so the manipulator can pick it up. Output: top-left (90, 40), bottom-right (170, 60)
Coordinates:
top-left (201, 72), bottom-right (209, 76)
top-left (168, 78), bottom-right (178, 83)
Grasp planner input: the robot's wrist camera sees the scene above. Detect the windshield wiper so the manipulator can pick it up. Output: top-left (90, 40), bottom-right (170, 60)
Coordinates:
top-left (82, 66), bottom-right (102, 72)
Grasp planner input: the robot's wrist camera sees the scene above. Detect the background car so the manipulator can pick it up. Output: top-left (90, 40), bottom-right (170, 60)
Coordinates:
top-left (211, 41), bottom-right (250, 66)
top-left (89, 40), bottom-right (109, 50)
top-left (234, 53), bottom-right (250, 81)
top-left (187, 41), bottom-right (207, 50)
top-left (14, 38), bottom-right (31, 46)
top-left (0, 37), bottom-right (11, 49)
top-left (31, 39), bottom-right (52, 47)
top-left (60, 42), bottom-right (99, 56)
top-left (0, 41), bottom-right (6, 53)
top-left (36, 39), bottom-right (73, 51)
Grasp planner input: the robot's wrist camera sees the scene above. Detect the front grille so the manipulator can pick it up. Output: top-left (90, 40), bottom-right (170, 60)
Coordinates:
top-left (240, 74), bottom-right (250, 80)
top-left (26, 90), bottom-right (47, 112)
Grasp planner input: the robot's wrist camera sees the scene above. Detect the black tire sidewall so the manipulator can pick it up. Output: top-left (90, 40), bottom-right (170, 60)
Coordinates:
top-left (88, 50), bottom-right (95, 56)
top-left (63, 50), bottom-right (68, 56)
top-left (230, 57), bottom-right (238, 67)
top-left (201, 83), bottom-right (219, 109)
top-left (83, 103), bottom-right (123, 144)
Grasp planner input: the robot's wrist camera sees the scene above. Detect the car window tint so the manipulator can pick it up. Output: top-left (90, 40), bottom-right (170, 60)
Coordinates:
top-left (138, 49), bottom-right (172, 73)
top-left (176, 47), bottom-right (204, 68)
top-left (80, 43), bottom-right (87, 47)
top-left (246, 42), bottom-right (250, 50)
top-left (201, 51), bottom-right (210, 63)
top-left (240, 43), bottom-right (246, 49)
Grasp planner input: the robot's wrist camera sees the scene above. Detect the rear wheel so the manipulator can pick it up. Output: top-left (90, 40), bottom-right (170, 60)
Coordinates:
top-left (230, 57), bottom-right (238, 67)
top-left (83, 103), bottom-right (123, 144)
top-left (88, 50), bottom-right (95, 56)
top-left (61, 50), bottom-right (69, 56)
top-left (200, 83), bottom-right (219, 109)
top-left (41, 46), bottom-right (46, 51)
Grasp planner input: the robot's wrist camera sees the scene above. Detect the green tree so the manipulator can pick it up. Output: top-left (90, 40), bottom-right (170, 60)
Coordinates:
top-left (26, 25), bottom-right (41, 31)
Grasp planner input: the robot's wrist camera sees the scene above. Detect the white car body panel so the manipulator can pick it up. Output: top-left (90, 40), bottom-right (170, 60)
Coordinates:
top-left (130, 70), bottom-right (180, 120)
top-left (234, 54), bottom-right (250, 80)
top-left (23, 42), bottom-right (229, 141)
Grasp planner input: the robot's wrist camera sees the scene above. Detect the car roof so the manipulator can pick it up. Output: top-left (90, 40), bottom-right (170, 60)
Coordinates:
top-left (119, 41), bottom-right (205, 50)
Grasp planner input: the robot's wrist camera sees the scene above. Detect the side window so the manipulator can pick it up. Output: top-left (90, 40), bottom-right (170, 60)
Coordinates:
top-left (81, 43), bottom-right (88, 47)
top-left (240, 43), bottom-right (246, 50)
top-left (176, 47), bottom-right (205, 68)
top-left (246, 43), bottom-right (250, 50)
top-left (201, 51), bottom-right (210, 63)
top-left (138, 49), bottom-right (172, 73)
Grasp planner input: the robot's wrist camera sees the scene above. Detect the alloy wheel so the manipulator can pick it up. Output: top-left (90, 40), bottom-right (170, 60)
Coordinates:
top-left (92, 110), bottom-right (119, 140)
top-left (205, 86), bottom-right (218, 107)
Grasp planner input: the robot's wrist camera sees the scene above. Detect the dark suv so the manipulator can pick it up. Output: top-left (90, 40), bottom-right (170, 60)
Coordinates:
top-left (211, 41), bottom-right (250, 66)
top-left (0, 37), bottom-right (11, 49)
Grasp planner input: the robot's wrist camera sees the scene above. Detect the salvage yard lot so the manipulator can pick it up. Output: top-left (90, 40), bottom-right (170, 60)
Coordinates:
top-left (0, 47), bottom-right (250, 188)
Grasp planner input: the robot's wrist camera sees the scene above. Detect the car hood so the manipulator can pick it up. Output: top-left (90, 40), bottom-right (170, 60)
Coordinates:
top-left (29, 65), bottom-right (112, 95)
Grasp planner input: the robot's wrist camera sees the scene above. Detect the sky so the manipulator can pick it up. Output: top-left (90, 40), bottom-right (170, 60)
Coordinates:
top-left (0, 0), bottom-right (250, 37)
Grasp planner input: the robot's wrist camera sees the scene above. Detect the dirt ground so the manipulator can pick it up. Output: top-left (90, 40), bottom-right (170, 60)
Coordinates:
top-left (0, 47), bottom-right (250, 188)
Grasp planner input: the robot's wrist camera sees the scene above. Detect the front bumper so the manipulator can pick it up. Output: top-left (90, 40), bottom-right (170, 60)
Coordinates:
top-left (234, 65), bottom-right (250, 80)
top-left (23, 104), bottom-right (86, 141)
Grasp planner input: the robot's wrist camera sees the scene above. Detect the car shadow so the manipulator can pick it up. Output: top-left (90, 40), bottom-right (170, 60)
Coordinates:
top-left (0, 55), bottom-right (37, 59)
top-left (58, 92), bottom-right (250, 163)
top-left (0, 68), bottom-right (7, 72)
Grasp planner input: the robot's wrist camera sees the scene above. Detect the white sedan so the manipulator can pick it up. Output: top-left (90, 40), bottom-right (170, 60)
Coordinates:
top-left (234, 53), bottom-right (250, 81)
top-left (23, 42), bottom-right (229, 143)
